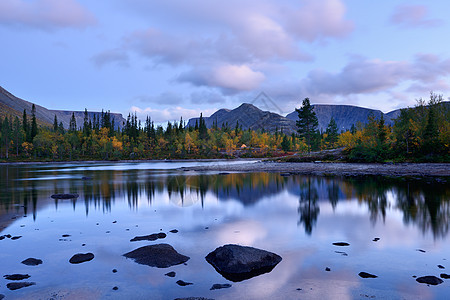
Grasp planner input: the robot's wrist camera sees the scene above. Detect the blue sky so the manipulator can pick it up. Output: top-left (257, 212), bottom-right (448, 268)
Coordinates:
top-left (1, 0), bottom-right (450, 122)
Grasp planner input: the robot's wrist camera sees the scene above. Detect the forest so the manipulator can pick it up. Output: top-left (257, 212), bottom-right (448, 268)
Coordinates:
top-left (0, 93), bottom-right (449, 162)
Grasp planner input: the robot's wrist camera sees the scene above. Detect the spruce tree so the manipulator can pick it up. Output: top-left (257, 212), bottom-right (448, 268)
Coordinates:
top-left (83, 109), bottom-right (91, 137)
top-left (31, 104), bottom-right (38, 141)
top-left (23, 109), bottom-right (29, 142)
top-left (69, 112), bottom-right (77, 132)
top-left (296, 98), bottom-right (319, 153)
top-left (325, 117), bottom-right (339, 148)
top-left (53, 115), bottom-right (58, 132)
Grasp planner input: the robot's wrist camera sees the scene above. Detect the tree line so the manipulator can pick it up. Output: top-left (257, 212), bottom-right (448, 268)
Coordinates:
top-left (0, 93), bottom-right (448, 162)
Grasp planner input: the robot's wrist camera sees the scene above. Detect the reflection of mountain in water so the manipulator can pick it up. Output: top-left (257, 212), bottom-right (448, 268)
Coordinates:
top-left (1, 165), bottom-right (449, 238)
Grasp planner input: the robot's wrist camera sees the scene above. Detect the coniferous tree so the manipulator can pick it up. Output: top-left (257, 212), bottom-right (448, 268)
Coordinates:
top-left (13, 116), bottom-right (22, 156)
top-left (31, 104), bottom-right (38, 141)
top-left (53, 115), bottom-right (58, 132)
top-left (83, 109), bottom-right (91, 137)
top-left (1, 116), bottom-right (10, 158)
top-left (23, 109), bottom-right (29, 141)
top-left (325, 117), bottom-right (339, 148)
top-left (281, 134), bottom-right (290, 152)
top-left (69, 112), bottom-right (77, 132)
top-left (58, 121), bottom-right (65, 134)
top-left (296, 98), bottom-right (319, 153)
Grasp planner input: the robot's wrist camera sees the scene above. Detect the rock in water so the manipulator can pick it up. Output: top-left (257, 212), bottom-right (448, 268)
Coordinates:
top-left (69, 253), bottom-right (94, 264)
top-left (6, 282), bottom-right (35, 290)
top-left (358, 272), bottom-right (378, 278)
top-left (51, 193), bottom-right (79, 199)
top-left (22, 258), bottom-right (43, 266)
top-left (165, 271), bottom-right (176, 277)
top-left (176, 280), bottom-right (193, 286)
top-left (130, 232), bottom-right (166, 242)
top-left (210, 283), bottom-right (232, 290)
top-left (0, 293), bottom-right (4, 299)
top-left (205, 244), bottom-right (282, 282)
top-left (123, 244), bottom-right (189, 268)
top-left (416, 276), bottom-right (444, 285)
top-left (174, 298), bottom-right (213, 300)
top-left (4, 274), bottom-right (30, 280)
top-left (440, 273), bottom-right (450, 279)
top-left (333, 242), bottom-right (350, 246)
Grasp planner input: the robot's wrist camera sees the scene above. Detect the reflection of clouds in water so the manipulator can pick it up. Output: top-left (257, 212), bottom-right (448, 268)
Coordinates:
top-left (216, 220), bottom-right (267, 245)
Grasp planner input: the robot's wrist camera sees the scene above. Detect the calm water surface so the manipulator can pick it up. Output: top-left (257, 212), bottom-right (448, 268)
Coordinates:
top-left (0, 162), bottom-right (449, 299)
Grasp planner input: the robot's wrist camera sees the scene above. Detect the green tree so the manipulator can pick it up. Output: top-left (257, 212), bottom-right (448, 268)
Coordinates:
top-left (23, 109), bottom-right (29, 142)
top-left (31, 104), bottom-right (38, 141)
top-left (69, 112), bottom-right (77, 132)
top-left (53, 115), bottom-right (58, 132)
top-left (281, 134), bottom-right (291, 152)
top-left (296, 98), bottom-right (319, 153)
top-left (325, 117), bottom-right (339, 148)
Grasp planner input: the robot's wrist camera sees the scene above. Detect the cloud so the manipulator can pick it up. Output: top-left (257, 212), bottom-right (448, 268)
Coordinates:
top-left (95, 0), bottom-right (351, 90)
top-left (134, 92), bottom-right (184, 106)
top-left (284, 0), bottom-right (354, 41)
top-left (0, 0), bottom-right (96, 31)
top-left (298, 55), bottom-right (450, 97)
top-left (130, 105), bottom-right (216, 123)
top-left (179, 64), bottom-right (266, 93)
top-left (91, 49), bottom-right (129, 68)
top-left (390, 5), bottom-right (443, 28)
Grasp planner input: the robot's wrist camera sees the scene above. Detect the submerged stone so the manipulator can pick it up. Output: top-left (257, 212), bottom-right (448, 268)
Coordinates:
top-left (205, 244), bottom-right (282, 282)
top-left (6, 282), bottom-right (35, 290)
top-left (416, 276), bottom-right (443, 285)
top-left (210, 283), bottom-right (232, 290)
top-left (4, 274), bottom-right (30, 280)
top-left (123, 244), bottom-right (189, 268)
top-left (176, 280), bottom-right (193, 286)
top-left (440, 273), bottom-right (450, 279)
top-left (130, 232), bottom-right (166, 242)
top-left (51, 193), bottom-right (79, 199)
top-left (69, 253), bottom-right (94, 264)
top-left (174, 298), bottom-right (213, 300)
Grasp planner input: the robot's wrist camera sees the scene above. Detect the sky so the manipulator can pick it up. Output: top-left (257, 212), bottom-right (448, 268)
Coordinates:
top-left (1, 0), bottom-right (450, 122)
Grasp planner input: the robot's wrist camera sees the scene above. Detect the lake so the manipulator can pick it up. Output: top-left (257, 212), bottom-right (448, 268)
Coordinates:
top-left (0, 162), bottom-right (449, 299)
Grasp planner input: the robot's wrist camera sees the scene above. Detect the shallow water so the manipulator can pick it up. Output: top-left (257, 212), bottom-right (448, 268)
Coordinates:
top-left (0, 162), bottom-right (449, 299)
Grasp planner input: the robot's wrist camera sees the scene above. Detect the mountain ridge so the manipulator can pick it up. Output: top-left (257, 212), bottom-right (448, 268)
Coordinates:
top-left (0, 86), bottom-right (126, 129)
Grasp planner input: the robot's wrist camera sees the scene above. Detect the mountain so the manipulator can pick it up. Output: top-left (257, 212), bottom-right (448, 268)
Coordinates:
top-left (187, 103), bottom-right (297, 134)
top-left (186, 102), bottom-right (442, 134)
top-left (0, 86), bottom-right (126, 129)
top-left (286, 104), bottom-right (389, 132)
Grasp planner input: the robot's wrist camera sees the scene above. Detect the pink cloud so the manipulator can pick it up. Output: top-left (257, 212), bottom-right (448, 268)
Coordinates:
top-left (178, 64), bottom-right (265, 93)
top-left (284, 0), bottom-right (354, 41)
top-left (0, 0), bottom-right (96, 30)
top-left (296, 55), bottom-right (450, 97)
top-left (390, 5), bottom-right (443, 28)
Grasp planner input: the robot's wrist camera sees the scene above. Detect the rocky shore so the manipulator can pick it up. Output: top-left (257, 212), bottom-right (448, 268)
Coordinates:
top-left (180, 162), bottom-right (450, 177)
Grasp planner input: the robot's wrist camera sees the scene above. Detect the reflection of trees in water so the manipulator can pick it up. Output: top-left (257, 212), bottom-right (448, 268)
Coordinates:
top-left (396, 181), bottom-right (450, 239)
top-left (297, 177), bottom-right (319, 235)
top-left (1, 165), bottom-right (449, 238)
top-left (350, 178), bottom-right (389, 224)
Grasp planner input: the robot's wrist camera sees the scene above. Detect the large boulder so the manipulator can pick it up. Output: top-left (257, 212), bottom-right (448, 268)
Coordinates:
top-left (205, 244), bottom-right (282, 282)
top-left (123, 244), bottom-right (189, 268)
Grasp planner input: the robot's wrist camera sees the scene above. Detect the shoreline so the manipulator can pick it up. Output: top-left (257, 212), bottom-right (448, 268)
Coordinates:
top-left (0, 159), bottom-right (449, 177)
top-left (180, 161), bottom-right (450, 177)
